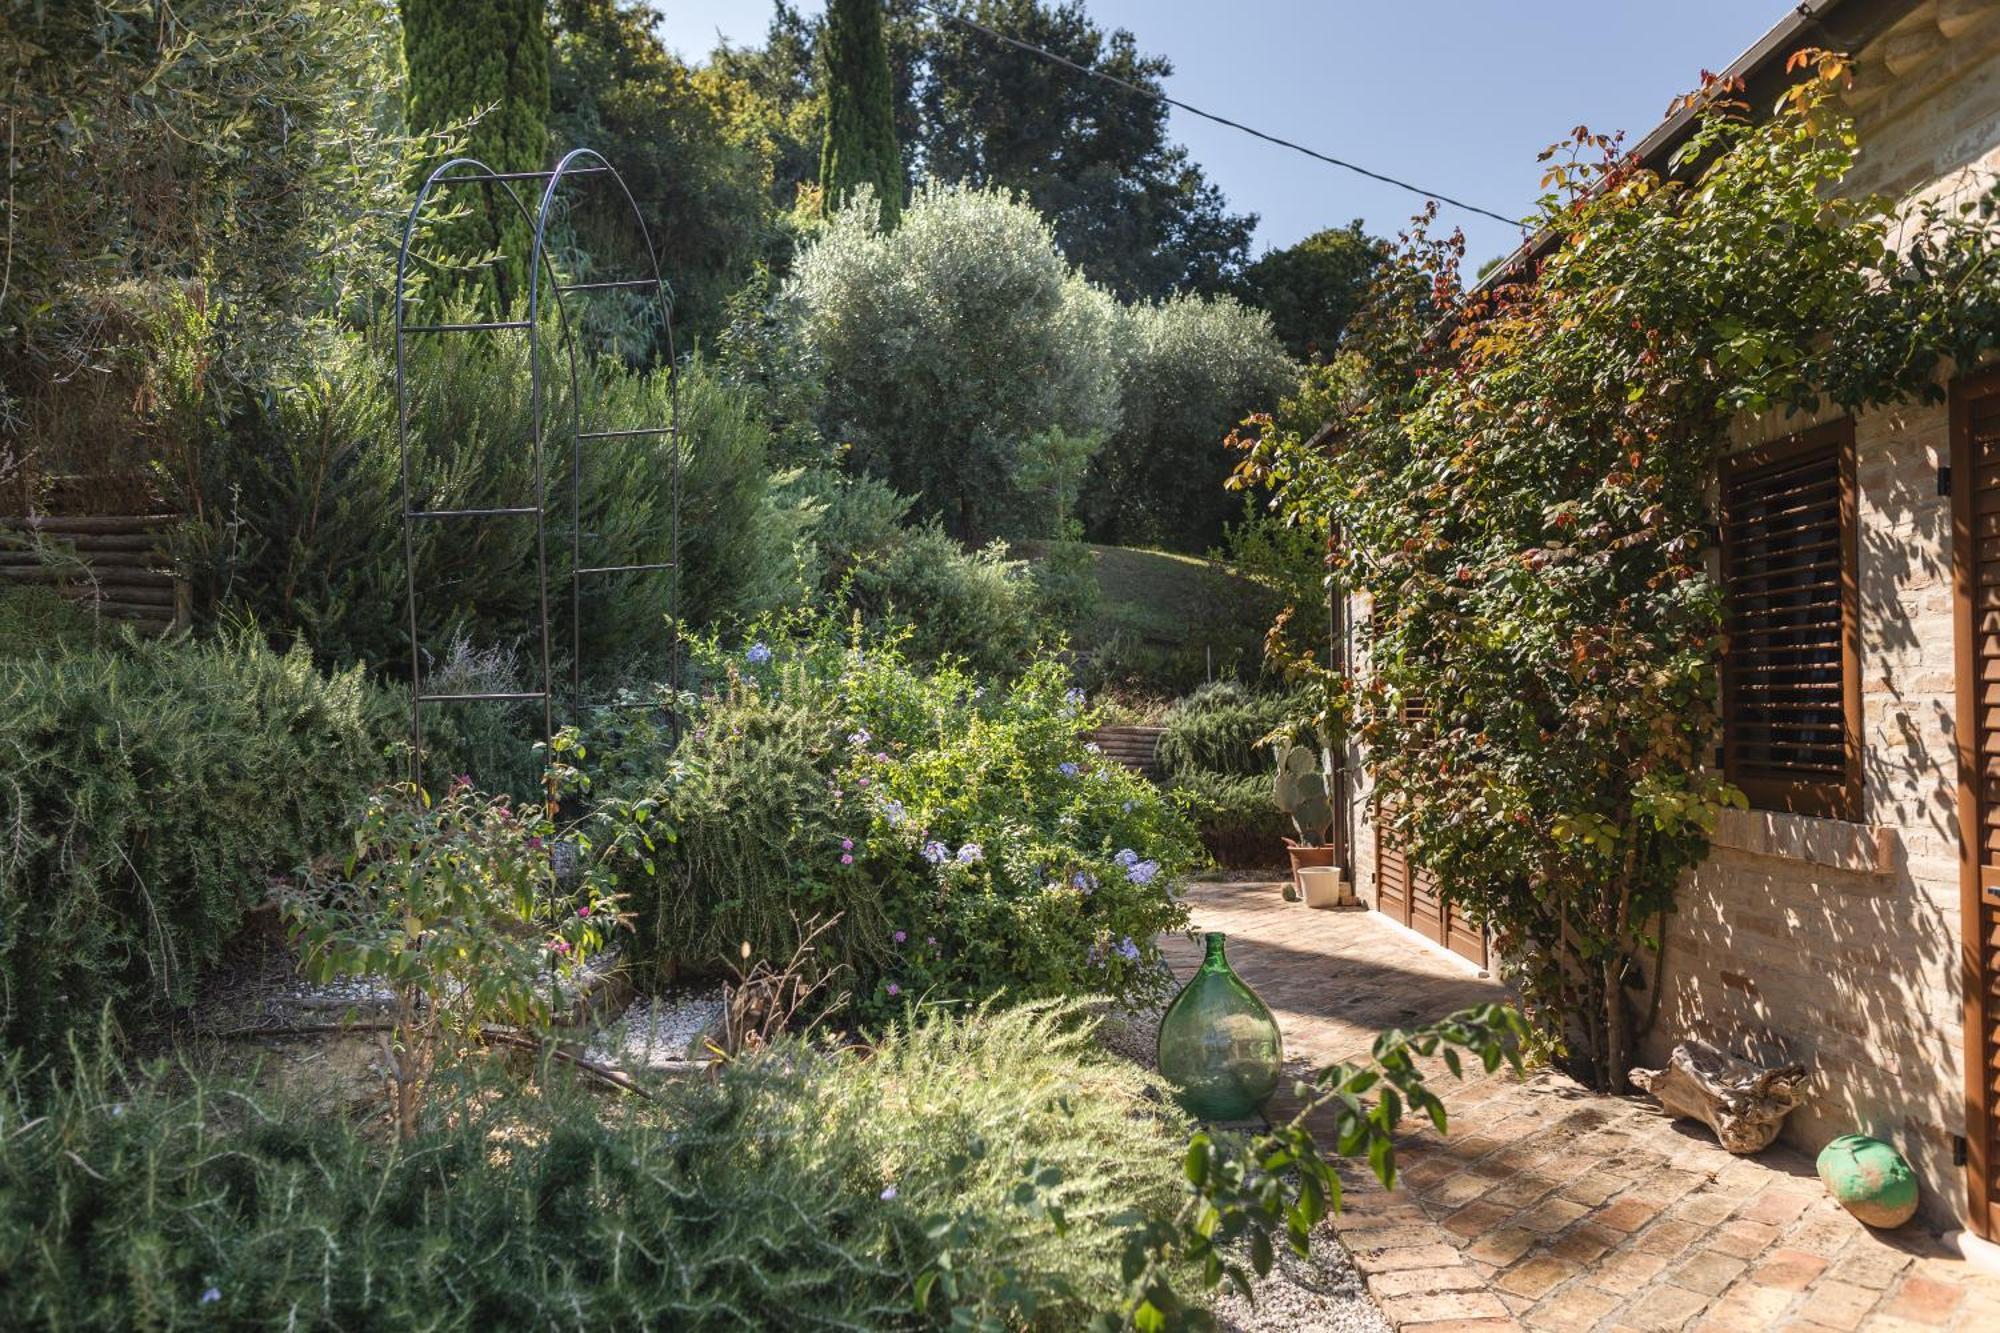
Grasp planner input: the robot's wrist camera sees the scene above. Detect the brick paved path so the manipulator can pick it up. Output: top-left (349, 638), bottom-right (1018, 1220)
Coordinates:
top-left (1162, 879), bottom-right (2000, 1332)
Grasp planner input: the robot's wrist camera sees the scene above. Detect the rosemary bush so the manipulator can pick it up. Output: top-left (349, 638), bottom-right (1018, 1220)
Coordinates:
top-left (0, 631), bottom-right (396, 1058)
top-left (0, 1001), bottom-right (1193, 1331)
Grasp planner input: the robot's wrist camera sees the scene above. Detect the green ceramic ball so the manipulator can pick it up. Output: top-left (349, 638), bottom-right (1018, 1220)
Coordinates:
top-left (1815, 1134), bottom-right (1917, 1228)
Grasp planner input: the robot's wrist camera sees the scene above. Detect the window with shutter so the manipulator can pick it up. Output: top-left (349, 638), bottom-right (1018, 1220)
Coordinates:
top-left (1718, 419), bottom-right (1860, 821)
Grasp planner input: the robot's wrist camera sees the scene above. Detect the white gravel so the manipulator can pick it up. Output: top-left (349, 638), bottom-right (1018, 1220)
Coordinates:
top-left (1210, 1236), bottom-right (1391, 1333)
top-left (584, 989), bottom-right (726, 1069)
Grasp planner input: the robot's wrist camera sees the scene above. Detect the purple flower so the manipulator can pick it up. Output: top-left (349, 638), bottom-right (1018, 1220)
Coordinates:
top-left (893, 930), bottom-right (907, 944)
top-left (922, 840), bottom-right (950, 865)
top-left (880, 1184), bottom-right (898, 1200)
top-left (1117, 936), bottom-right (1141, 961)
top-left (848, 729), bottom-right (871, 746)
top-left (745, 642), bottom-right (772, 665)
top-left (199, 1288), bottom-right (221, 1306)
top-left (526, 836), bottom-right (545, 851)
top-left (1064, 687), bottom-right (1086, 707)
top-left (1072, 871), bottom-right (1096, 893)
top-left (1114, 848), bottom-right (1139, 867)
top-left (1058, 762), bottom-right (1080, 778)
top-left (926, 936), bottom-right (937, 946)
top-left (881, 799), bottom-right (906, 827)
top-left (955, 843), bottom-right (983, 864)
top-left (858, 775), bottom-right (871, 788)
top-left (841, 838), bottom-right (855, 851)
top-left (887, 982), bottom-right (901, 997)
top-left (1126, 858), bottom-right (1160, 885)
top-left (577, 905), bottom-right (591, 917)
top-left (841, 853), bottom-right (854, 865)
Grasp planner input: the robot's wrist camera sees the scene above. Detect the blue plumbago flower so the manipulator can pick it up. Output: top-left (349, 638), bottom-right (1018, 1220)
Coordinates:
top-left (745, 641), bottom-right (772, 665)
top-left (1064, 687), bottom-right (1086, 708)
top-left (1083, 741), bottom-right (1102, 754)
top-left (1125, 858), bottom-right (1161, 885)
top-left (880, 798), bottom-right (907, 827)
top-left (922, 840), bottom-right (951, 865)
top-left (200, 1288), bottom-right (222, 1306)
top-left (1072, 871), bottom-right (1097, 893)
top-left (955, 842), bottom-right (984, 864)
top-left (1120, 800), bottom-right (1134, 813)
top-left (881, 1184), bottom-right (898, 1201)
top-left (1117, 936), bottom-right (1141, 962)
top-left (1113, 848), bottom-right (1139, 867)
top-left (848, 728), bottom-right (872, 746)
top-left (1057, 761), bottom-right (1080, 778)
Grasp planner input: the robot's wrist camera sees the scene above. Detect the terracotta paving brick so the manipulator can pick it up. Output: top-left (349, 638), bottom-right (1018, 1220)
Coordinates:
top-left (1443, 1200), bottom-right (1517, 1239)
top-left (1160, 881), bottom-right (2000, 1333)
top-left (1751, 1246), bottom-right (1831, 1292)
top-left (1635, 1218), bottom-right (1707, 1257)
top-left (1517, 1197), bottom-right (1590, 1235)
top-left (1597, 1196), bottom-right (1666, 1233)
top-left (1548, 1221), bottom-right (1621, 1265)
top-left (1623, 1281), bottom-right (1712, 1330)
top-left (1530, 1284), bottom-right (1623, 1332)
top-left (1795, 1277), bottom-right (1886, 1330)
top-left (1494, 1253), bottom-right (1579, 1299)
top-left (1378, 1291), bottom-right (1514, 1325)
top-left (1368, 1265), bottom-right (1491, 1298)
top-left (1588, 1249), bottom-right (1675, 1295)
top-left (1355, 1243), bottom-right (1475, 1275)
top-left (1877, 1275), bottom-right (1965, 1325)
top-left (1672, 1249), bottom-right (1751, 1297)
top-left (1465, 1227), bottom-right (1538, 1267)
top-left (1708, 1218), bottom-right (1782, 1259)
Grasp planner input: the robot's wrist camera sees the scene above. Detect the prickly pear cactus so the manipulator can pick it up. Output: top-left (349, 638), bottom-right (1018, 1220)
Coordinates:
top-left (1273, 744), bottom-right (1332, 843)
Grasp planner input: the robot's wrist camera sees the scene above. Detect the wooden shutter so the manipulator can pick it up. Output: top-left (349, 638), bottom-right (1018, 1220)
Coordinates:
top-left (1719, 420), bottom-right (1860, 821)
top-left (1954, 373), bottom-right (2000, 1240)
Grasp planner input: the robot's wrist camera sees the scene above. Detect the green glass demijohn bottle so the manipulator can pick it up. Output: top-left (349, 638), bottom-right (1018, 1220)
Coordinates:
top-left (1157, 932), bottom-right (1283, 1120)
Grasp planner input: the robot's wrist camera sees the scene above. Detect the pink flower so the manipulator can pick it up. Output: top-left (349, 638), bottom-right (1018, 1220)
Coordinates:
top-left (887, 982), bottom-right (901, 997)
top-left (841, 838), bottom-right (854, 850)
top-left (841, 853), bottom-right (854, 865)
top-left (893, 930), bottom-right (907, 944)
top-left (577, 905), bottom-right (591, 917)
top-left (858, 776), bottom-right (871, 787)
top-left (551, 938), bottom-right (571, 955)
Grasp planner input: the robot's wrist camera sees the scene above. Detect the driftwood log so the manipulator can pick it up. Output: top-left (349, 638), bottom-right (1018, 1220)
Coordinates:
top-left (1629, 1039), bottom-right (1807, 1154)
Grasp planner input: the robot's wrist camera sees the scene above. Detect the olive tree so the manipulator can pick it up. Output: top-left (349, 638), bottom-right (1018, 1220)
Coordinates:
top-left (783, 182), bottom-right (1120, 540)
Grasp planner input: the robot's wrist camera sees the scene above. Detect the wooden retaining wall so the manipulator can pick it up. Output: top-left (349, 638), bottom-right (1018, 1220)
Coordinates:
top-left (1085, 725), bottom-right (1165, 781)
top-left (0, 513), bottom-right (186, 635)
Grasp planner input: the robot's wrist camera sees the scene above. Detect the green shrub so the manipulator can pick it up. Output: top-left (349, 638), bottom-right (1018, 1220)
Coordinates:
top-left (168, 328), bottom-right (795, 678)
top-left (598, 617), bottom-right (1198, 1015)
top-left (1155, 681), bottom-right (1290, 779)
top-left (0, 586), bottom-right (106, 658)
top-left (848, 522), bottom-right (1046, 677)
top-left (0, 632), bottom-right (398, 1057)
top-left (0, 1001), bottom-right (1196, 1330)
top-left (1169, 772), bottom-right (1288, 869)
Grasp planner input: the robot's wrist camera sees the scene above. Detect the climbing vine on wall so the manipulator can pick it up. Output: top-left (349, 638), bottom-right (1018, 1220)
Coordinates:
top-left (1233, 55), bottom-right (2000, 1089)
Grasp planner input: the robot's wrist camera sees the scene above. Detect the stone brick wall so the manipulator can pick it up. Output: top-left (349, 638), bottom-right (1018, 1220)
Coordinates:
top-left (1647, 4), bottom-right (2000, 1230)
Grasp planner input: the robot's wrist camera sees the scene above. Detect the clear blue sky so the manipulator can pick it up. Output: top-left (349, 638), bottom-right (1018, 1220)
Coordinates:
top-left (647, 1), bottom-right (1789, 268)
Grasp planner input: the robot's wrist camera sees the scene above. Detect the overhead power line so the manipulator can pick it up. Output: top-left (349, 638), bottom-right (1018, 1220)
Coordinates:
top-left (910, 1), bottom-right (1523, 229)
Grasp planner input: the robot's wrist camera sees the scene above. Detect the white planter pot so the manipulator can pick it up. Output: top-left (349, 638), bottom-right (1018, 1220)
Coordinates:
top-left (1297, 866), bottom-right (1352, 909)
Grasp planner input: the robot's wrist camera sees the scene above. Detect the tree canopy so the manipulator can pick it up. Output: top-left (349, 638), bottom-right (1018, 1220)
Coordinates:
top-left (1240, 222), bottom-right (1388, 362)
top-left (820, 0), bottom-right (906, 224)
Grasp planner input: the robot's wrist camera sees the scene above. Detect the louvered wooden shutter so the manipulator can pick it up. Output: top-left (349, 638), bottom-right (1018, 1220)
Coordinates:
top-left (1954, 374), bottom-right (2000, 1240)
top-left (1719, 420), bottom-right (1860, 821)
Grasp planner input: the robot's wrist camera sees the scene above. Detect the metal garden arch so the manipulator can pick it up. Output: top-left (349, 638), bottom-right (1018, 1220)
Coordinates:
top-left (392, 149), bottom-right (681, 786)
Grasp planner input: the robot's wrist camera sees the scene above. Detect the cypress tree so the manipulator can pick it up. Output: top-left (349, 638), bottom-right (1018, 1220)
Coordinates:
top-left (402, 0), bottom-right (550, 306)
top-left (819, 0), bottom-right (903, 225)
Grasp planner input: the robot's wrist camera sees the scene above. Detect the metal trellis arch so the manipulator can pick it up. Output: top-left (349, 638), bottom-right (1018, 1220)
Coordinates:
top-left (392, 149), bottom-right (681, 788)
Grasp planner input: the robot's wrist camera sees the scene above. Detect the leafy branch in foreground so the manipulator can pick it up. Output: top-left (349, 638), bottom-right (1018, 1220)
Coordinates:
top-left (1102, 1002), bottom-right (1529, 1332)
